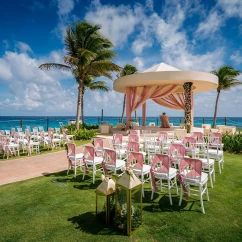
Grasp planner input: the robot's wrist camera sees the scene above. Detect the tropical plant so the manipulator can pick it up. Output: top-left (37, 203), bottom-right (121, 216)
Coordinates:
top-left (118, 64), bottom-right (138, 123)
top-left (74, 128), bottom-right (97, 140)
top-left (39, 21), bottom-right (120, 129)
top-left (222, 132), bottom-right (242, 154)
top-left (211, 66), bottom-right (241, 127)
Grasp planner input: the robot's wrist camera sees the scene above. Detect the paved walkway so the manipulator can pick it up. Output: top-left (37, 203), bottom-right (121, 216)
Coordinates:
top-left (0, 137), bottom-right (111, 186)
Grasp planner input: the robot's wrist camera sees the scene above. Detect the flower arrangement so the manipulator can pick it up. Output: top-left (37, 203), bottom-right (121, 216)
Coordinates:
top-left (122, 165), bottom-right (135, 180)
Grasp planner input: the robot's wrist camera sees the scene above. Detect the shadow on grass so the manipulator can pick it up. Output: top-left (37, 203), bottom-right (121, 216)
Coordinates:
top-left (143, 192), bottom-right (206, 214)
top-left (68, 212), bottom-right (119, 235)
top-left (143, 193), bottom-right (187, 212)
top-left (44, 170), bottom-right (103, 190)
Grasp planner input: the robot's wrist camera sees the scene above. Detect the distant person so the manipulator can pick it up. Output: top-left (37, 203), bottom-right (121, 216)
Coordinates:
top-left (160, 112), bottom-right (170, 128)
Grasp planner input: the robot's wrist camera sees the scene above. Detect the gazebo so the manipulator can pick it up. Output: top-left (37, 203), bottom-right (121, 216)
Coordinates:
top-left (113, 62), bottom-right (218, 132)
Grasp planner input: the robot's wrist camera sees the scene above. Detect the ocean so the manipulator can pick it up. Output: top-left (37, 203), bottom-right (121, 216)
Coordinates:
top-left (0, 116), bottom-right (242, 131)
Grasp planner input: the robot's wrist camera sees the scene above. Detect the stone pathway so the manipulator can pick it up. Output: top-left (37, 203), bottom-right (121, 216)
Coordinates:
top-left (0, 138), bottom-right (114, 186)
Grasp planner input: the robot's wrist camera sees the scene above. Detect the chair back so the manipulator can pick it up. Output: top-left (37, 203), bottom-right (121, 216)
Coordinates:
top-left (168, 144), bottom-right (186, 160)
top-left (55, 128), bottom-right (60, 134)
top-left (129, 134), bottom-right (139, 143)
top-left (179, 158), bottom-right (203, 181)
top-left (130, 130), bottom-right (140, 136)
top-left (113, 134), bottom-right (123, 144)
top-left (93, 138), bottom-right (103, 149)
top-left (0, 130), bottom-right (4, 135)
top-left (127, 152), bottom-right (144, 169)
top-left (209, 132), bottom-right (222, 144)
top-left (14, 132), bottom-right (19, 144)
top-left (191, 132), bottom-right (204, 143)
top-left (67, 143), bottom-right (76, 156)
top-left (182, 137), bottom-right (197, 149)
top-left (40, 131), bottom-right (45, 141)
top-left (103, 149), bottom-right (116, 165)
top-left (11, 128), bottom-right (15, 136)
top-left (83, 146), bottom-right (95, 161)
top-left (127, 142), bottom-right (140, 152)
top-left (157, 131), bottom-right (168, 141)
top-left (151, 154), bottom-right (171, 173)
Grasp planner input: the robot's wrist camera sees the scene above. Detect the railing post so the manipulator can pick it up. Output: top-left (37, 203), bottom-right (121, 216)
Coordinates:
top-left (20, 118), bottom-right (23, 128)
top-left (203, 118), bottom-right (205, 124)
top-left (225, 117), bottom-right (227, 125)
top-left (47, 117), bottom-right (49, 131)
top-left (156, 117), bottom-right (158, 126)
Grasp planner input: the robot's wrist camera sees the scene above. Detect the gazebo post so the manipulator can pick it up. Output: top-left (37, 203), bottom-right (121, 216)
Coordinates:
top-left (126, 87), bottom-right (131, 129)
top-left (183, 82), bottom-right (193, 133)
top-left (142, 102), bottom-right (146, 126)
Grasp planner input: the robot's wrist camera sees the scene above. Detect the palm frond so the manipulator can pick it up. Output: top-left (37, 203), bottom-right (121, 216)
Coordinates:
top-left (39, 63), bottom-right (71, 71)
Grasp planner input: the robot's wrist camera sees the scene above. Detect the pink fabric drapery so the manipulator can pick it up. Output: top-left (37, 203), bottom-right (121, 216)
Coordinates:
top-left (126, 85), bottom-right (180, 128)
top-left (127, 85), bottom-right (180, 112)
top-left (153, 93), bottom-right (186, 110)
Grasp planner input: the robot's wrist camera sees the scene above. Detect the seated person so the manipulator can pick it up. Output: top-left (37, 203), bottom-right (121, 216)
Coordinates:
top-left (160, 112), bottom-right (171, 128)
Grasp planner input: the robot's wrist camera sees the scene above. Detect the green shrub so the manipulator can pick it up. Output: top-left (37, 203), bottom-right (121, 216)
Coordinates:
top-left (222, 132), bottom-right (242, 154)
top-left (64, 123), bottom-right (99, 132)
top-left (74, 128), bottom-right (97, 140)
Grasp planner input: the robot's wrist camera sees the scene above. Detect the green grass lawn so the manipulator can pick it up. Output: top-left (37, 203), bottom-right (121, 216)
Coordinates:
top-left (0, 153), bottom-right (241, 242)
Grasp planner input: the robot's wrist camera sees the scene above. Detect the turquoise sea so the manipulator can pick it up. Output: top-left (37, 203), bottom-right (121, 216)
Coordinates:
top-left (0, 116), bottom-right (242, 131)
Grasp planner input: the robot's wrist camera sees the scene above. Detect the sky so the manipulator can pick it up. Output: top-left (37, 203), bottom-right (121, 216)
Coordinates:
top-left (0, 0), bottom-right (242, 117)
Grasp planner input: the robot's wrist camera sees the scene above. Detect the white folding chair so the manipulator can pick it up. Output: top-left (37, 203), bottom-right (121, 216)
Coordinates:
top-left (150, 154), bottom-right (178, 205)
top-left (67, 142), bottom-right (84, 177)
top-left (178, 158), bottom-right (209, 214)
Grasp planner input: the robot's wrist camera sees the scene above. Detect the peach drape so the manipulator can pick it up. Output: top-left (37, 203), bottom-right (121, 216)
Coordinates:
top-left (128, 85), bottom-right (180, 112)
top-left (126, 85), bottom-right (180, 128)
top-left (153, 93), bottom-right (186, 110)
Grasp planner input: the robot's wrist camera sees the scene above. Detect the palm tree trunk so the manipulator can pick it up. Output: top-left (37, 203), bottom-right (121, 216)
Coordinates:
top-left (81, 88), bottom-right (84, 124)
top-left (213, 90), bottom-right (220, 128)
top-left (121, 94), bottom-right (126, 123)
top-left (75, 83), bottom-right (82, 130)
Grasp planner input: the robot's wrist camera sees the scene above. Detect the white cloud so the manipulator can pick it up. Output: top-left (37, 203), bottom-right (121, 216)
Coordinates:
top-left (57, 0), bottom-right (74, 16)
top-left (131, 39), bottom-right (152, 55)
top-left (145, 0), bottom-right (153, 12)
top-left (133, 57), bottom-right (145, 72)
top-left (217, 0), bottom-right (242, 18)
top-left (54, 0), bottom-right (75, 41)
top-left (0, 59), bottom-right (12, 81)
top-left (195, 11), bottom-right (224, 39)
top-left (85, 0), bottom-right (139, 46)
top-left (0, 43), bottom-right (76, 114)
top-left (230, 51), bottom-right (242, 65)
top-left (85, 90), bottom-right (123, 114)
top-left (15, 42), bottom-right (33, 54)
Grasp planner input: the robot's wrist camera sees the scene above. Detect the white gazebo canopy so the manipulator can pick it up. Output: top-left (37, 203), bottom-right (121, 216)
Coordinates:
top-left (114, 62), bottom-right (218, 94)
top-left (113, 62), bottom-right (218, 129)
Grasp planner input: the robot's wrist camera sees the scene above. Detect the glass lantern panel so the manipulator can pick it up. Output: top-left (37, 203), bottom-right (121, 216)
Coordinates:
top-left (116, 187), bottom-right (128, 233)
top-left (131, 187), bottom-right (142, 232)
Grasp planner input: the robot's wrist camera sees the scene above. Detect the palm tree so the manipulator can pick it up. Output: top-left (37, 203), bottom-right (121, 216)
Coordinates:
top-left (76, 74), bottom-right (109, 120)
top-left (211, 65), bottom-right (241, 127)
top-left (119, 64), bottom-right (138, 123)
top-left (39, 21), bottom-right (120, 129)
